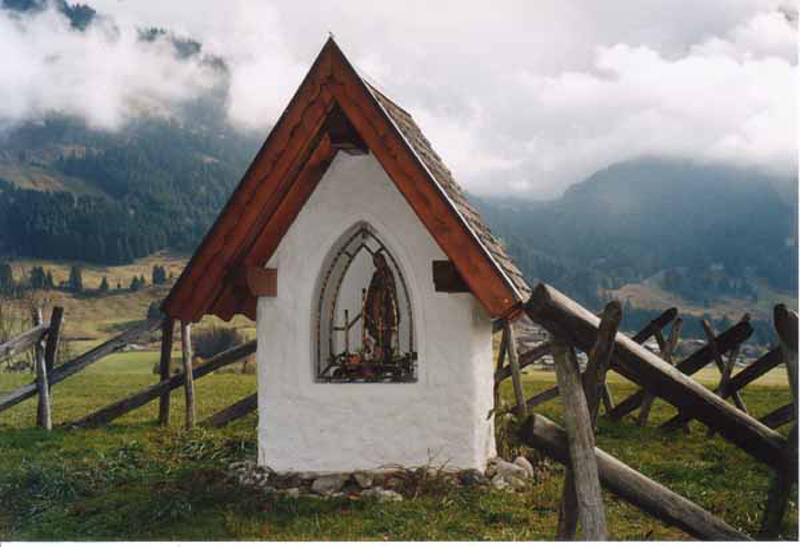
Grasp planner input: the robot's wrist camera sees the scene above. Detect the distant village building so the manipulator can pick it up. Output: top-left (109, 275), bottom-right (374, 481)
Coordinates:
top-left (162, 39), bottom-right (530, 472)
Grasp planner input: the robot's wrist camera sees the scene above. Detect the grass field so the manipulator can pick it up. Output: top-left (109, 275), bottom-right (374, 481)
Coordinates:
top-left (0, 349), bottom-right (796, 541)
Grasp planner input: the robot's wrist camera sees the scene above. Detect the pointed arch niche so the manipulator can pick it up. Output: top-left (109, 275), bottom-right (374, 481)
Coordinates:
top-left (314, 222), bottom-right (418, 383)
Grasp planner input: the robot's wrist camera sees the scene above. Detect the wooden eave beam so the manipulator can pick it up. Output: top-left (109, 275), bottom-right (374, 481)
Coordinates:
top-left (162, 41), bottom-right (337, 322)
top-left (326, 43), bottom-right (520, 318)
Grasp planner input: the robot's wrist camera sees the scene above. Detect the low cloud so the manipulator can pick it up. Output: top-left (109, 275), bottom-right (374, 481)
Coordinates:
top-left (0, 3), bottom-right (221, 130)
top-left (2, 0), bottom-right (796, 197)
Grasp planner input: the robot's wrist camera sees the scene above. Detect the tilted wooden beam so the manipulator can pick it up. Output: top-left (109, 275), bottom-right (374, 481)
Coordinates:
top-left (71, 340), bottom-right (257, 428)
top-left (609, 320), bottom-right (753, 422)
top-left (0, 318), bottom-right (161, 414)
top-left (0, 323), bottom-right (49, 364)
top-left (524, 283), bottom-right (785, 470)
top-left (520, 414), bottom-right (750, 541)
top-left (200, 393), bottom-right (258, 428)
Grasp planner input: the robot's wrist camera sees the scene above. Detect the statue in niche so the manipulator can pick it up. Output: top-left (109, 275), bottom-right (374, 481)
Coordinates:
top-left (363, 252), bottom-right (399, 362)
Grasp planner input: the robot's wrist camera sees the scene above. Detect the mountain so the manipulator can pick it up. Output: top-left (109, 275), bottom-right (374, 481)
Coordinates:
top-left (472, 157), bottom-right (798, 323)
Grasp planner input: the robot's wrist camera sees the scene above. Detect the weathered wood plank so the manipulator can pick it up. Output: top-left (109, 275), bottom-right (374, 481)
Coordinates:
top-left (182, 322), bottom-right (196, 429)
top-left (520, 414), bottom-right (751, 540)
top-left (32, 309), bottom-right (51, 431)
top-left (724, 347), bottom-right (782, 398)
top-left (200, 393), bottom-right (258, 428)
top-left (70, 340), bottom-right (257, 428)
top-left (552, 338), bottom-right (607, 540)
top-left (158, 318), bottom-right (174, 426)
top-left (758, 424), bottom-right (797, 539)
top-left (609, 320), bottom-right (752, 422)
top-left (701, 319), bottom-right (748, 412)
top-left (583, 301), bottom-right (622, 427)
top-left (0, 318), bottom-right (161, 414)
top-left (505, 322), bottom-right (527, 419)
top-left (774, 304), bottom-right (798, 409)
top-left (496, 307), bottom-right (677, 385)
top-left (557, 302), bottom-right (619, 539)
top-left (638, 318), bottom-right (682, 427)
top-left (43, 306), bottom-right (64, 372)
top-left (524, 283), bottom-right (784, 470)
top-left (759, 403), bottom-right (795, 430)
top-left (0, 323), bottom-right (49, 364)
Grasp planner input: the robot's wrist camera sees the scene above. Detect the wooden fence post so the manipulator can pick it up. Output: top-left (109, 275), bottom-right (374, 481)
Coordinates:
top-left (32, 308), bottom-right (52, 431)
top-left (552, 338), bottom-right (607, 540)
top-left (181, 322), bottom-right (196, 429)
top-left (638, 317), bottom-right (682, 427)
top-left (758, 304), bottom-right (798, 538)
top-left (504, 321), bottom-right (527, 420)
top-left (158, 318), bottom-right (175, 426)
top-left (43, 306), bottom-right (64, 373)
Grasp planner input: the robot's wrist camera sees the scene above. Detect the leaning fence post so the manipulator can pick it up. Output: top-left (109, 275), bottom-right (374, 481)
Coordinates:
top-left (504, 321), bottom-right (527, 420)
top-left (759, 304), bottom-right (798, 538)
top-left (158, 318), bottom-right (175, 426)
top-left (638, 317), bottom-right (682, 427)
top-left (552, 337), bottom-right (607, 540)
top-left (38, 306), bottom-right (63, 427)
top-left (32, 308), bottom-right (52, 431)
top-left (181, 322), bottom-right (196, 429)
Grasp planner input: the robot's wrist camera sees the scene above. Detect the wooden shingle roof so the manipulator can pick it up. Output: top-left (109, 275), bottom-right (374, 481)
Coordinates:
top-left (162, 38), bottom-right (529, 322)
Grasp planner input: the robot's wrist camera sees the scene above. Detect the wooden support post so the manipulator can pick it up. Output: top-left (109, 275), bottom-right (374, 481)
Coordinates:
top-left (181, 322), bottom-right (195, 429)
top-left (701, 319), bottom-right (748, 412)
top-left (552, 338), bottom-right (607, 540)
top-left (158, 318), bottom-right (174, 426)
top-left (556, 301), bottom-right (620, 539)
top-left (520, 414), bottom-right (750, 540)
top-left (32, 308), bottom-right (52, 431)
top-left (638, 318), bottom-right (682, 427)
top-left (758, 304), bottom-right (799, 539)
top-left (491, 325), bottom-right (509, 417)
top-left (39, 306), bottom-right (63, 427)
top-left (582, 301), bottom-right (622, 427)
top-left (43, 306), bottom-right (64, 372)
top-left (504, 321), bottom-right (527, 420)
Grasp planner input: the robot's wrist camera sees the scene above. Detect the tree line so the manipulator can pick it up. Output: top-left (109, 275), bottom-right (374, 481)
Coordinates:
top-left (0, 262), bottom-right (173, 297)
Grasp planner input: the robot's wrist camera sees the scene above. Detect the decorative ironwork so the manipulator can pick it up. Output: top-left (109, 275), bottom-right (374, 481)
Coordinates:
top-left (315, 223), bottom-right (417, 383)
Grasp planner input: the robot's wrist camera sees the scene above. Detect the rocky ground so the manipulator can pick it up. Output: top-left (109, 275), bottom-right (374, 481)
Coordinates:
top-left (228, 455), bottom-right (544, 502)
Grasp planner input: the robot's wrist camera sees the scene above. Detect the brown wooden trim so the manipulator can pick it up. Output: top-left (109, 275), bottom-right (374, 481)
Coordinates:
top-left (246, 267), bottom-right (278, 297)
top-left (432, 260), bottom-right (470, 293)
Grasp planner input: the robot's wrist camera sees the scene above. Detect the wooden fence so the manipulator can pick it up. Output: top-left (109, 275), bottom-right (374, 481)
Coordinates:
top-left (493, 283), bottom-right (797, 540)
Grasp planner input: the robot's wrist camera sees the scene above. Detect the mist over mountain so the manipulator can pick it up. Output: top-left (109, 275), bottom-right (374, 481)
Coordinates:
top-left (0, 1), bottom-right (795, 334)
top-left (473, 158), bottom-right (798, 312)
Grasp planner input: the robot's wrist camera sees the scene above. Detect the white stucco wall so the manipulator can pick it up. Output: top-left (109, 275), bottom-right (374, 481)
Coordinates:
top-left (256, 152), bottom-right (496, 473)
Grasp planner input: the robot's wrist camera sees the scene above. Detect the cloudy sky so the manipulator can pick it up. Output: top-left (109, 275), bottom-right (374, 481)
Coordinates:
top-left (1, 0), bottom-right (796, 198)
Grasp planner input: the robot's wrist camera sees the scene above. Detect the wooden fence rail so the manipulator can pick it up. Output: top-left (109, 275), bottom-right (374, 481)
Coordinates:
top-left (520, 414), bottom-right (750, 541)
top-left (607, 319), bottom-right (753, 421)
top-left (200, 393), bottom-right (258, 428)
top-left (524, 283), bottom-right (785, 471)
top-left (71, 340), bottom-right (257, 428)
top-left (0, 323), bottom-right (50, 364)
top-left (0, 318), bottom-right (161, 414)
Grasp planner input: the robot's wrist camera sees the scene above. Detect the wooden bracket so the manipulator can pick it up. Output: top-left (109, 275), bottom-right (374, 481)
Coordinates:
top-left (246, 267), bottom-right (278, 297)
top-left (432, 260), bottom-right (470, 293)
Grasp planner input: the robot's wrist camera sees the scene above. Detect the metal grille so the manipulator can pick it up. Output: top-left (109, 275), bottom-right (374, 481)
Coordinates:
top-left (315, 223), bottom-right (417, 383)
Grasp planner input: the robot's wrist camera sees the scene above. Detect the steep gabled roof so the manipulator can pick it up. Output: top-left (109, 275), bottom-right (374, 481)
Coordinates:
top-left (162, 38), bottom-right (530, 323)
